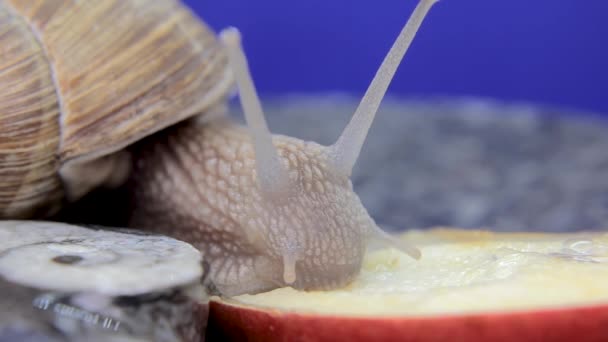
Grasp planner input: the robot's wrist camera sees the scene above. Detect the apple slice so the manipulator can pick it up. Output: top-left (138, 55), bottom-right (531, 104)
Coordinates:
top-left (208, 229), bottom-right (608, 342)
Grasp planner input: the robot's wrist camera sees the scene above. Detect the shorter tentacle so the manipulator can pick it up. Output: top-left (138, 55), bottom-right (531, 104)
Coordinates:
top-left (368, 223), bottom-right (421, 260)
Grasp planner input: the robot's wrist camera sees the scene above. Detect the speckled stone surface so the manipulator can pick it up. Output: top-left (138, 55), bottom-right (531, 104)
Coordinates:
top-left (0, 222), bottom-right (210, 342)
top-left (0, 278), bottom-right (208, 342)
top-left (260, 96), bottom-right (608, 233)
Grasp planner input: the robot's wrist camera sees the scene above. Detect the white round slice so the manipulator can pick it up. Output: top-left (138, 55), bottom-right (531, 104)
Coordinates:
top-left (0, 221), bottom-right (203, 296)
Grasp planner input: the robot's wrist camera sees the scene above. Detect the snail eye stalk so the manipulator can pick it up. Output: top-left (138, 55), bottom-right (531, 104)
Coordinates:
top-left (329, 0), bottom-right (438, 177)
top-left (220, 28), bottom-right (290, 199)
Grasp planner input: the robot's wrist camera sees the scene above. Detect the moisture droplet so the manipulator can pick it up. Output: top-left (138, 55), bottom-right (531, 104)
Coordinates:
top-left (562, 238), bottom-right (594, 254)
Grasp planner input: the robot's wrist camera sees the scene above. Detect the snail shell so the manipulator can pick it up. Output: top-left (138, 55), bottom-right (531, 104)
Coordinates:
top-left (0, 0), bottom-right (232, 218)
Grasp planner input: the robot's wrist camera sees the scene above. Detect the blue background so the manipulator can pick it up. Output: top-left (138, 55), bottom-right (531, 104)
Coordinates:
top-left (185, 0), bottom-right (608, 114)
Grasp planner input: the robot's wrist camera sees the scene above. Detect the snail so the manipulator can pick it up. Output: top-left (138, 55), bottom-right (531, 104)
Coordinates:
top-left (0, 0), bottom-right (438, 296)
top-left (128, 0), bottom-right (437, 295)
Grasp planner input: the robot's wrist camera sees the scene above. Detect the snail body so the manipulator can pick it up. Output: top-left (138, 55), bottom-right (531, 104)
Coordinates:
top-left (0, 0), bottom-right (438, 296)
top-left (130, 119), bottom-right (373, 295)
top-left (130, 1), bottom-right (437, 295)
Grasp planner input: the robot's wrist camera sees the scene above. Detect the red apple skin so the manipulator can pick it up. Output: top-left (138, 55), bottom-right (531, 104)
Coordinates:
top-left (207, 300), bottom-right (608, 342)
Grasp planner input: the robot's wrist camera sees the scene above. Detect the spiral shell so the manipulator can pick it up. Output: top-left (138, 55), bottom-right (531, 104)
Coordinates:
top-left (0, 0), bottom-right (232, 218)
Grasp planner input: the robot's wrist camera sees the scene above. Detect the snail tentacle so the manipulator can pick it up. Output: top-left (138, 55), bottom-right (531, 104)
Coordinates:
top-left (219, 27), bottom-right (290, 199)
top-left (329, 0), bottom-right (438, 177)
top-left (368, 223), bottom-right (422, 260)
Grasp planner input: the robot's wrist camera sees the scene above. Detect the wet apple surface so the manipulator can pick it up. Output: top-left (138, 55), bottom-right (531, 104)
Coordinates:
top-left (230, 229), bottom-right (608, 315)
top-left (208, 229), bottom-right (608, 342)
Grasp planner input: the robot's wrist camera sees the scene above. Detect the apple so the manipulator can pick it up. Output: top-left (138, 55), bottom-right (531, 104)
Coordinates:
top-left (207, 229), bottom-right (608, 342)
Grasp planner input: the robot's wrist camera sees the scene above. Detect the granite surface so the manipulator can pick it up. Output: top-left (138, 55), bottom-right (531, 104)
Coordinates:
top-left (261, 96), bottom-right (608, 233)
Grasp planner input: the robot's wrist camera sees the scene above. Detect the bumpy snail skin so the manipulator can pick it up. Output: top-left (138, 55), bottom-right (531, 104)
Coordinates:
top-left (129, 0), bottom-right (436, 296)
top-left (130, 119), bottom-right (371, 295)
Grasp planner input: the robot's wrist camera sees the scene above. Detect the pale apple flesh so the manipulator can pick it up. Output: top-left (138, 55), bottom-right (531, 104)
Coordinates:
top-left (208, 229), bottom-right (608, 342)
